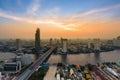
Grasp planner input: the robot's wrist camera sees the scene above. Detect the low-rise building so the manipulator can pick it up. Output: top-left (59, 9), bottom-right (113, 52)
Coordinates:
top-left (3, 61), bottom-right (21, 74)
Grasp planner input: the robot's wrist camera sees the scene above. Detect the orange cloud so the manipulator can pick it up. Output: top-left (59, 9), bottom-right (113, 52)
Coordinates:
top-left (0, 18), bottom-right (120, 39)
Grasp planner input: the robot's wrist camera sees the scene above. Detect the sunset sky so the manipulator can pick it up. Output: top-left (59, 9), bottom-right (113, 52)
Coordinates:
top-left (0, 0), bottom-right (120, 39)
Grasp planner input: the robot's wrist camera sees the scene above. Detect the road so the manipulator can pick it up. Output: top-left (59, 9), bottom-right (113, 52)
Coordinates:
top-left (16, 46), bottom-right (56, 80)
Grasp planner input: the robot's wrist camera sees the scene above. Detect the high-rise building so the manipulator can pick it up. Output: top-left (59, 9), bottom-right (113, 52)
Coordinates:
top-left (35, 28), bottom-right (40, 52)
top-left (21, 54), bottom-right (31, 66)
top-left (61, 38), bottom-right (68, 53)
top-left (56, 39), bottom-right (59, 46)
top-left (49, 38), bottom-right (53, 46)
top-left (16, 39), bottom-right (21, 49)
top-left (0, 72), bottom-right (2, 79)
top-left (93, 39), bottom-right (101, 51)
top-left (113, 36), bottom-right (120, 47)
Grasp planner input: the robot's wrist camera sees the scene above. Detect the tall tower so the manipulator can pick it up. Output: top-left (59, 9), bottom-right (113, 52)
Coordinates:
top-left (35, 28), bottom-right (40, 52)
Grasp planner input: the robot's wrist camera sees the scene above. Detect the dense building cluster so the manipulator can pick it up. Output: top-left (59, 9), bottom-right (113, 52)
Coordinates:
top-left (55, 62), bottom-right (120, 80)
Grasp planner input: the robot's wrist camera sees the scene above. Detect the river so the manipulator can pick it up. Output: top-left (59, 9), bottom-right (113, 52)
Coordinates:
top-left (44, 50), bottom-right (120, 80)
top-left (0, 50), bottom-right (120, 80)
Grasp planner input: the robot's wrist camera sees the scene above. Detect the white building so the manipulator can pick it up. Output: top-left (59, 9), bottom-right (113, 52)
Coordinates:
top-left (61, 39), bottom-right (68, 53)
top-left (88, 42), bottom-right (94, 49)
top-left (56, 74), bottom-right (60, 80)
top-left (93, 39), bottom-right (101, 51)
top-left (0, 72), bottom-right (2, 79)
top-left (21, 55), bottom-right (31, 66)
top-left (94, 43), bottom-right (101, 51)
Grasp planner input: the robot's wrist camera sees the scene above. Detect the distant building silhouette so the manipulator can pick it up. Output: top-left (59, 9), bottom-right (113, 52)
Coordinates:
top-left (113, 36), bottom-right (120, 47)
top-left (16, 39), bottom-right (21, 49)
top-left (93, 39), bottom-right (101, 51)
top-left (117, 36), bottom-right (120, 40)
top-left (35, 28), bottom-right (40, 53)
top-left (49, 38), bottom-right (53, 46)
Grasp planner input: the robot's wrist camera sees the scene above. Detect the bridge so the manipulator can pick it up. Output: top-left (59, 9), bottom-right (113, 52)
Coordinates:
top-left (16, 46), bottom-right (56, 80)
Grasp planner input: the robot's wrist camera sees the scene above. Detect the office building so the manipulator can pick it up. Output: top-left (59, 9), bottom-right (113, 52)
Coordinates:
top-left (3, 61), bottom-right (21, 74)
top-left (107, 40), bottom-right (113, 46)
top-left (88, 43), bottom-right (94, 49)
top-left (93, 39), bottom-right (101, 51)
top-left (16, 39), bottom-right (21, 49)
top-left (61, 38), bottom-right (68, 53)
top-left (49, 38), bottom-right (53, 46)
top-left (113, 36), bottom-right (120, 47)
top-left (21, 55), bottom-right (31, 66)
top-left (0, 72), bottom-right (2, 80)
top-left (56, 39), bottom-right (59, 47)
top-left (35, 28), bottom-right (40, 52)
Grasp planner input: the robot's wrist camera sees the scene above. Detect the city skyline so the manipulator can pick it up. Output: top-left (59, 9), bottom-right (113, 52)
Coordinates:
top-left (0, 0), bottom-right (120, 39)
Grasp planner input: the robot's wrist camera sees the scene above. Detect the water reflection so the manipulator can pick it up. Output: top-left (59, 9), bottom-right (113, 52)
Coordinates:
top-left (94, 53), bottom-right (100, 63)
top-left (61, 54), bottom-right (67, 64)
top-left (47, 50), bottom-right (120, 65)
top-left (85, 54), bottom-right (91, 64)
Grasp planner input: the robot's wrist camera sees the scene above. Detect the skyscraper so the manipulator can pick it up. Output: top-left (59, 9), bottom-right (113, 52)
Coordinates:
top-left (16, 39), bottom-right (21, 49)
top-left (61, 38), bottom-right (68, 53)
top-left (35, 28), bottom-right (40, 52)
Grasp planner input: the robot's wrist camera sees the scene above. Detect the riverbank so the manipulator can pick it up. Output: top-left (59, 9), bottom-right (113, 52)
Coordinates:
top-left (55, 62), bottom-right (120, 80)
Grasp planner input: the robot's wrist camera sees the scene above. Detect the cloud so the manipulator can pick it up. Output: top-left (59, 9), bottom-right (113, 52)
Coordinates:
top-left (41, 7), bottom-right (61, 19)
top-left (0, 10), bottom-right (76, 31)
top-left (0, 4), bottom-right (120, 31)
top-left (71, 4), bottom-right (120, 19)
top-left (0, 10), bottom-right (33, 23)
top-left (46, 7), bottom-right (60, 13)
top-left (26, 0), bottom-right (40, 15)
